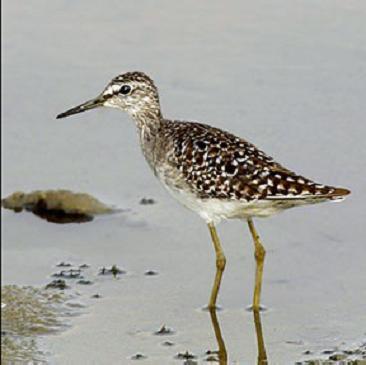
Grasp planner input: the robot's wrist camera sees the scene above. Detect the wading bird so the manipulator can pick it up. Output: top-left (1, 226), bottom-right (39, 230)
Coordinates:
top-left (57, 71), bottom-right (350, 311)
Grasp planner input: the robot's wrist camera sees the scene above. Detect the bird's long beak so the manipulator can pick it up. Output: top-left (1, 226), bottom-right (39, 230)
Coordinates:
top-left (56, 95), bottom-right (105, 119)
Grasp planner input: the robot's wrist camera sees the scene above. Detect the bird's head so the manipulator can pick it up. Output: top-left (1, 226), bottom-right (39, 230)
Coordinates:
top-left (57, 71), bottom-right (161, 120)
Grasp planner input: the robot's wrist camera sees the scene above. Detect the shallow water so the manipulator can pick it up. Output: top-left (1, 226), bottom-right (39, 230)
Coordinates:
top-left (2, 1), bottom-right (366, 364)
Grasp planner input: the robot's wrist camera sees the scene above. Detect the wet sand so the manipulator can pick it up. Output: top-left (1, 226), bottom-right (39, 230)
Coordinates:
top-left (2, 0), bottom-right (366, 364)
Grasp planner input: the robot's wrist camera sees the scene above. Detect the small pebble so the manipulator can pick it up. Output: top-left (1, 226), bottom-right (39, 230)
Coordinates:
top-left (144, 270), bottom-right (158, 276)
top-left (302, 350), bottom-right (312, 355)
top-left (131, 353), bottom-right (147, 360)
top-left (56, 262), bottom-right (72, 267)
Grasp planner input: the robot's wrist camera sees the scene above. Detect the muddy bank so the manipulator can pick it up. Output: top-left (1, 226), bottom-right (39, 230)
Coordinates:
top-left (1, 286), bottom-right (67, 363)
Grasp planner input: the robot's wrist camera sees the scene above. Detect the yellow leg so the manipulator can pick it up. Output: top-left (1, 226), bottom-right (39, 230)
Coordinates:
top-left (247, 218), bottom-right (266, 311)
top-left (208, 223), bottom-right (226, 309)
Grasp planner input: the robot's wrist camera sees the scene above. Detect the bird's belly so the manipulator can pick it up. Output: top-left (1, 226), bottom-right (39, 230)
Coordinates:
top-left (155, 165), bottom-right (326, 224)
top-left (160, 178), bottom-right (285, 224)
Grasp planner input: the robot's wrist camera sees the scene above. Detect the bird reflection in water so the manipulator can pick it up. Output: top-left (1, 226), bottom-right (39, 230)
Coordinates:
top-left (208, 307), bottom-right (268, 364)
top-left (253, 309), bottom-right (268, 364)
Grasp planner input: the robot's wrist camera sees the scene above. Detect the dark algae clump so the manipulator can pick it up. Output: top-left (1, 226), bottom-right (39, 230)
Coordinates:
top-left (45, 279), bottom-right (69, 290)
top-left (154, 324), bottom-right (175, 336)
top-left (98, 265), bottom-right (126, 277)
top-left (139, 197), bottom-right (156, 205)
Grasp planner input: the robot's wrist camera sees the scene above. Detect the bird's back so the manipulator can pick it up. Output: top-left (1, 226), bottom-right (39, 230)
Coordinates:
top-left (153, 119), bottom-right (349, 211)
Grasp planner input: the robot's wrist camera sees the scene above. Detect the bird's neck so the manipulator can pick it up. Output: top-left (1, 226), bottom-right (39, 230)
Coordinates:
top-left (131, 111), bottom-right (164, 174)
top-left (132, 110), bottom-right (163, 137)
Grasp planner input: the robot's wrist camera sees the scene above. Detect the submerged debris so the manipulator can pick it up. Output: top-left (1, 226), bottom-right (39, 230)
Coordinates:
top-left (303, 350), bottom-right (313, 355)
top-left (2, 190), bottom-right (113, 223)
top-left (139, 197), bottom-right (156, 205)
top-left (154, 325), bottom-right (175, 336)
top-left (175, 351), bottom-right (196, 360)
top-left (205, 349), bottom-right (220, 362)
top-left (56, 262), bottom-right (72, 268)
top-left (52, 269), bottom-right (83, 279)
top-left (77, 280), bottom-right (93, 286)
top-left (161, 341), bottom-right (175, 347)
top-left (297, 343), bottom-right (366, 364)
top-left (98, 265), bottom-right (126, 277)
top-left (45, 280), bottom-right (69, 290)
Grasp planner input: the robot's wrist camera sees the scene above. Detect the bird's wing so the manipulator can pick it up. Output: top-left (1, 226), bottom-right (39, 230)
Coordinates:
top-left (164, 120), bottom-right (350, 201)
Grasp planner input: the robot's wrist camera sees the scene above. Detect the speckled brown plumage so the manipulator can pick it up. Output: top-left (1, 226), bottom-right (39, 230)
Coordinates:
top-left (160, 120), bottom-right (347, 202)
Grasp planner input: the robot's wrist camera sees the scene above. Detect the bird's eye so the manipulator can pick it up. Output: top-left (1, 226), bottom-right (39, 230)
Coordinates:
top-left (119, 85), bottom-right (131, 95)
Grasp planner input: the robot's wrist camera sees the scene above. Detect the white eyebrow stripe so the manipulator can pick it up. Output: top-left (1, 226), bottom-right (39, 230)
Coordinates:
top-left (112, 84), bottom-right (121, 93)
top-left (103, 86), bottom-right (114, 96)
top-left (103, 84), bottom-right (123, 96)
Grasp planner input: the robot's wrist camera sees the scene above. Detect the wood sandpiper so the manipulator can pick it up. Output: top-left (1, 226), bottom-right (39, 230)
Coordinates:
top-left (57, 71), bottom-right (350, 311)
